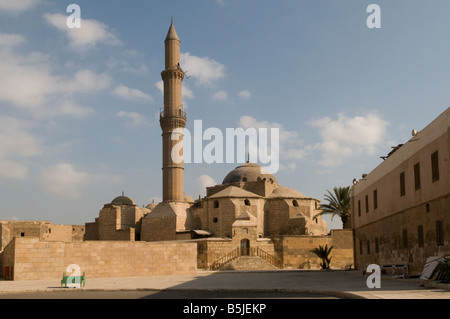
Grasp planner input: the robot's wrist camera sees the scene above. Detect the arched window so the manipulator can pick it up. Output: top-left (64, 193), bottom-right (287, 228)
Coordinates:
top-left (244, 199), bottom-right (251, 206)
top-left (214, 200), bottom-right (219, 208)
top-left (292, 200), bottom-right (299, 207)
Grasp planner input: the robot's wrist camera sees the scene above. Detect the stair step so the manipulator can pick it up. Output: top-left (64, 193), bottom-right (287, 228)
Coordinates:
top-left (220, 256), bottom-right (278, 271)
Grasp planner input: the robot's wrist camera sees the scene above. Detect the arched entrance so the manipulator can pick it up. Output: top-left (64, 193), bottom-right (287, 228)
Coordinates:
top-left (240, 239), bottom-right (250, 256)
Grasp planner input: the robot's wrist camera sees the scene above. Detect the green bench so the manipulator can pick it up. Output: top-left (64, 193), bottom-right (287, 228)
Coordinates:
top-left (61, 271), bottom-right (86, 288)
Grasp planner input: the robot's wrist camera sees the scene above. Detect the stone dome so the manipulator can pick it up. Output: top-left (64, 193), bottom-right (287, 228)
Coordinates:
top-left (268, 185), bottom-right (307, 199)
top-left (222, 162), bottom-right (278, 184)
top-left (145, 202), bottom-right (157, 210)
top-left (111, 195), bottom-right (135, 206)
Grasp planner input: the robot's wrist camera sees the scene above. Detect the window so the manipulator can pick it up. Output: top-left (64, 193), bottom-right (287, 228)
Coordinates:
top-left (243, 228), bottom-right (248, 234)
top-left (436, 220), bottom-right (444, 246)
top-left (400, 172), bottom-right (406, 197)
top-left (213, 217), bottom-right (219, 223)
top-left (375, 237), bottom-right (379, 254)
top-left (365, 195), bottom-right (369, 213)
top-left (373, 189), bottom-right (378, 210)
top-left (244, 199), bottom-right (251, 206)
top-left (359, 240), bottom-right (363, 255)
top-left (21, 232), bottom-right (25, 237)
top-left (414, 163), bottom-right (421, 190)
top-left (358, 200), bottom-right (361, 217)
top-left (431, 151), bottom-right (440, 182)
top-left (293, 200), bottom-right (299, 207)
top-left (367, 240), bottom-right (370, 255)
top-left (418, 225), bottom-right (424, 248)
top-left (242, 177), bottom-right (247, 182)
top-left (402, 229), bottom-right (408, 249)
top-left (214, 200), bottom-right (219, 208)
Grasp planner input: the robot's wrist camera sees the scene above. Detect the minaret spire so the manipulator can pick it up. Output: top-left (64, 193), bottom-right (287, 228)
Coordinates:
top-left (160, 20), bottom-right (186, 203)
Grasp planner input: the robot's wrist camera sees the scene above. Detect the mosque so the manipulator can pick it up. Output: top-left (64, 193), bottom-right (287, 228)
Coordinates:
top-left (0, 22), bottom-right (353, 280)
top-left (84, 20), bottom-right (328, 244)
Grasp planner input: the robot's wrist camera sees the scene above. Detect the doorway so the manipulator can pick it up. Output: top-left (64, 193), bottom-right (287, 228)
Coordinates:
top-left (240, 239), bottom-right (250, 256)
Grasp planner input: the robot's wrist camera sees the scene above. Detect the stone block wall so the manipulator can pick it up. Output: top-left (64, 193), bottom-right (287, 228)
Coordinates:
top-left (1, 237), bottom-right (197, 281)
top-left (354, 194), bottom-right (450, 275)
top-left (273, 230), bottom-right (354, 270)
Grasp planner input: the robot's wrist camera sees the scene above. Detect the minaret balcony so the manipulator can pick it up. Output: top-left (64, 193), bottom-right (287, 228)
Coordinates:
top-left (160, 106), bottom-right (187, 120)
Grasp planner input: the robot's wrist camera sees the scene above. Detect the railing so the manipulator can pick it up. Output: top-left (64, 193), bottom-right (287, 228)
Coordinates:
top-left (209, 248), bottom-right (241, 271)
top-left (209, 247), bottom-right (282, 270)
top-left (160, 106), bottom-right (187, 120)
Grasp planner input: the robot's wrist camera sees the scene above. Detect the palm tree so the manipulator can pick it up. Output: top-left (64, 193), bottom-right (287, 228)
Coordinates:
top-left (311, 245), bottom-right (333, 269)
top-left (314, 186), bottom-right (351, 229)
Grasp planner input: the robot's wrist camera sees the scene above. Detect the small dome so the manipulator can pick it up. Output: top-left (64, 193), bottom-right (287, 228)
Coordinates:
top-left (222, 162), bottom-right (277, 184)
top-left (268, 185), bottom-right (307, 199)
top-left (145, 202), bottom-right (157, 210)
top-left (111, 195), bottom-right (135, 206)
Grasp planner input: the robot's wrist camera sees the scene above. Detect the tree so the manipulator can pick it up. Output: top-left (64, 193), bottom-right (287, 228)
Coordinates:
top-left (314, 186), bottom-right (351, 229)
top-left (311, 245), bottom-right (333, 270)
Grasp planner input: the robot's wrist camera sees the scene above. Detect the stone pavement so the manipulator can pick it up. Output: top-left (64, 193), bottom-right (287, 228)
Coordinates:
top-left (0, 269), bottom-right (449, 299)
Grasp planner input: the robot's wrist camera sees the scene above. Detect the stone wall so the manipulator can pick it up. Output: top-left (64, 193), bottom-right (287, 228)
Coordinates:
top-left (1, 237), bottom-right (197, 281)
top-left (264, 200), bottom-right (306, 236)
top-left (353, 194), bottom-right (450, 275)
top-left (273, 230), bottom-right (354, 270)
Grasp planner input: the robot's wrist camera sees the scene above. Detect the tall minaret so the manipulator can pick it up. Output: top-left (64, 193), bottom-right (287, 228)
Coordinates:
top-left (160, 19), bottom-right (186, 202)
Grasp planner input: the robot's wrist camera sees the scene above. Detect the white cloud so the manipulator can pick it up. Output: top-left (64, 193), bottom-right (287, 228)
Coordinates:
top-left (105, 56), bottom-right (149, 75)
top-left (44, 13), bottom-right (121, 51)
top-left (64, 70), bottom-right (112, 93)
top-left (237, 112), bottom-right (389, 170)
top-left (40, 163), bottom-right (91, 199)
top-left (180, 52), bottom-right (226, 87)
top-left (212, 90), bottom-right (228, 101)
top-left (0, 37), bottom-right (111, 117)
top-left (310, 112), bottom-right (388, 167)
top-left (113, 85), bottom-right (153, 102)
top-left (238, 115), bottom-right (301, 172)
top-left (0, 116), bottom-right (42, 181)
top-left (0, 0), bottom-right (40, 12)
top-left (197, 174), bottom-right (216, 197)
top-left (216, 0), bottom-right (225, 8)
top-left (238, 115), bottom-right (302, 147)
top-left (0, 33), bottom-right (26, 47)
top-left (117, 111), bottom-right (150, 127)
top-left (238, 90), bottom-right (251, 99)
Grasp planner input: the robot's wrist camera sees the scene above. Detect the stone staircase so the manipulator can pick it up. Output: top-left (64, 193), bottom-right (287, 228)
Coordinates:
top-left (219, 256), bottom-right (279, 270)
top-left (209, 247), bottom-right (282, 270)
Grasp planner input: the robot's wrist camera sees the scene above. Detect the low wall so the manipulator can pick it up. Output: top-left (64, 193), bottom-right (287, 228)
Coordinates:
top-left (273, 229), bottom-right (354, 269)
top-left (2, 237), bottom-right (197, 281)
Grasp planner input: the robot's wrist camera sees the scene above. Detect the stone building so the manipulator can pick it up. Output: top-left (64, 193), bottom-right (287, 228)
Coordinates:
top-left (0, 220), bottom-right (84, 252)
top-left (0, 21), bottom-right (354, 280)
top-left (351, 107), bottom-right (450, 275)
top-left (139, 20), bottom-right (328, 247)
top-left (84, 194), bottom-right (152, 241)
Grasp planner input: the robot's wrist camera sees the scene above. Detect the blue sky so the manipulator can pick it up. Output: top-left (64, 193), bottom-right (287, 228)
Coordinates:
top-left (0, 0), bottom-right (449, 230)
